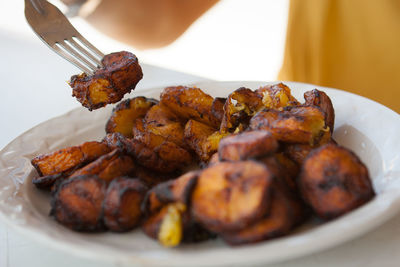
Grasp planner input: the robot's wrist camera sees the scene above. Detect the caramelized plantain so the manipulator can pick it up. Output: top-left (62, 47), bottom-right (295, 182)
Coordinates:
top-left (211, 97), bottom-right (227, 122)
top-left (69, 149), bottom-right (135, 183)
top-left (218, 130), bottom-right (279, 161)
top-left (132, 119), bottom-right (192, 173)
top-left (159, 86), bottom-right (221, 128)
top-left (259, 154), bottom-right (299, 194)
top-left (208, 152), bottom-right (220, 166)
top-left (220, 87), bottom-right (264, 132)
top-left (184, 119), bottom-right (228, 162)
top-left (105, 115), bottom-right (195, 175)
top-left (142, 171), bottom-right (212, 246)
top-left (32, 173), bottom-right (65, 190)
top-left (103, 177), bottom-right (148, 232)
top-left (255, 83), bottom-right (300, 109)
top-left (250, 105), bottom-right (327, 144)
top-left (144, 104), bottom-right (186, 148)
top-left (298, 143), bottom-right (375, 220)
top-left (304, 89), bottom-right (335, 133)
top-left (221, 189), bottom-right (293, 245)
top-left (133, 166), bottom-right (176, 187)
top-left (31, 141), bottom-right (111, 187)
top-left (191, 161), bottom-right (273, 232)
top-left (105, 97), bottom-right (157, 137)
top-left (70, 51), bottom-right (143, 110)
top-left (51, 175), bottom-right (107, 231)
top-left (143, 171), bottom-right (199, 214)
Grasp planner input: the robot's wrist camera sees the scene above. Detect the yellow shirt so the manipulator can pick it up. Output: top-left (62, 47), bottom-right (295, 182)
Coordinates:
top-left (279, 0), bottom-right (400, 113)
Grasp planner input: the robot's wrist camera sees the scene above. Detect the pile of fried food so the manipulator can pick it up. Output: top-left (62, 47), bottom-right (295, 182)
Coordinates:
top-left (31, 83), bottom-right (375, 247)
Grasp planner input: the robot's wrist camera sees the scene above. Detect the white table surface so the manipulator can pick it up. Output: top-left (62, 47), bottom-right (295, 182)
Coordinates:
top-left (1, 6), bottom-right (400, 267)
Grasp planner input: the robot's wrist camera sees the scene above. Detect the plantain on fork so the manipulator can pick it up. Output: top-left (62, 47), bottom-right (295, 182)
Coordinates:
top-left (24, 0), bottom-right (143, 110)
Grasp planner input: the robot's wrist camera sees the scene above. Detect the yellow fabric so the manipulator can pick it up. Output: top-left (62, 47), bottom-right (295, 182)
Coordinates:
top-left (279, 0), bottom-right (400, 113)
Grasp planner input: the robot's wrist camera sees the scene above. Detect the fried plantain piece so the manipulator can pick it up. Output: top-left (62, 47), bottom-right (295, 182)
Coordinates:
top-left (191, 161), bottom-right (273, 232)
top-left (31, 141), bottom-right (111, 185)
top-left (250, 105), bottom-right (327, 144)
top-left (70, 51), bottom-right (143, 110)
top-left (133, 166), bottom-right (176, 187)
top-left (218, 130), bottom-right (279, 161)
top-left (32, 173), bottom-right (65, 190)
top-left (159, 86), bottom-right (221, 128)
top-left (144, 104), bottom-right (186, 148)
top-left (298, 143), bottom-right (375, 220)
top-left (184, 119), bottom-right (228, 162)
top-left (143, 171), bottom-right (199, 214)
top-left (105, 132), bottom-right (174, 173)
top-left (221, 189), bottom-right (293, 245)
top-left (211, 97), bottom-right (226, 122)
top-left (51, 175), bottom-right (107, 231)
top-left (283, 128), bottom-right (332, 165)
top-left (133, 119), bottom-right (192, 173)
top-left (103, 177), bottom-right (148, 232)
top-left (69, 149), bottom-right (135, 183)
top-left (142, 171), bottom-right (212, 246)
top-left (255, 83), bottom-right (300, 109)
top-left (105, 97), bottom-right (157, 137)
top-left (304, 89), bottom-right (335, 133)
top-left (220, 87), bottom-right (264, 132)
top-left (259, 154), bottom-right (299, 194)
top-left (208, 153), bottom-right (220, 166)
top-left (142, 204), bottom-right (180, 242)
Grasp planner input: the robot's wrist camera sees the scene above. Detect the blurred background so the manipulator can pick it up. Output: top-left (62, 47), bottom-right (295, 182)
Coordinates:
top-left (0, 0), bottom-right (288, 80)
top-left (0, 0), bottom-right (288, 149)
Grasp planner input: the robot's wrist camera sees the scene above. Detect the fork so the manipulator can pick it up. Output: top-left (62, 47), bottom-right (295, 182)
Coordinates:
top-left (25, 0), bottom-right (104, 75)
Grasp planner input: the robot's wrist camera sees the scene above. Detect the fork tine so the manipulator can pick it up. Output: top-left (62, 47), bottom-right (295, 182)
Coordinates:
top-left (58, 41), bottom-right (98, 71)
top-left (52, 44), bottom-right (94, 75)
top-left (74, 34), bottom-right (105, 59)
top-left (67, 38), bottom-right (103, 67)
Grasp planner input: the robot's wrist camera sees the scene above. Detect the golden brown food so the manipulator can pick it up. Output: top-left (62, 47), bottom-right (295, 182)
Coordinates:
top-left (32, 173), bottom-right (65, 190)
top-left (221, 189), bottom-right (293, 245)
top-left (142, 204), bottom-right (181, 242)
top-left (211, 97), bottom-right (226, 122)
top-left (304, 89), bottom-right (335, 133)
top-left (250, 106), bottom-right (327, 144)
top-left (160, 86), bottom-right (221, 128)
top-left (144, 104), bottom-right (186, 148)
top-left (105, 97), bottom-right (157, 137)
top-left (133, 166), bottom-right (176, 187)
top-left (142, 171), bottom-right (212, 246)
top-left (259, 154), bottom-right (299, 194)
top-left (105, 126), bottom-right (189, 174)
top-left (69, 149), bottom-right (135, 183)
top-left (255, 83), bottom-right (300, 109)
top-left (133, 119), bottom-right (192, 172)
top-left (103, 177), bottom-right (148, 232)
top-left (70, 51), bottom-right (143, 110)
top-left (144, 171), bottom-right (199, 214)
top-left (51, 175), bottom-right (107, 231)
top-left (220, 87), bottom-right (264, 132)
top-left (298, 143), bottom-right (375, 220)
top-left (183, 119), bottom-right (227, 162)
top-left (208, 153), bottom-right (220, 166)
top-left (31, 141), bottom-right (111, 188)
top-left (31, 83), bottom-right (374, 246)
top-left (218, 130), bottom-right (279, 161)
top-left (191, 161), bottom-right (273, 232)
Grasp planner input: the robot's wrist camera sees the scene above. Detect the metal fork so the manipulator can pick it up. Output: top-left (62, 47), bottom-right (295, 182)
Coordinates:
top-left (25, 0), bottom-right (104, 75)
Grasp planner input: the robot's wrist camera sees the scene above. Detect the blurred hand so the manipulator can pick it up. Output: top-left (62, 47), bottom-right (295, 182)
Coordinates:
top-left (82, 0), bottom-right (218, 49)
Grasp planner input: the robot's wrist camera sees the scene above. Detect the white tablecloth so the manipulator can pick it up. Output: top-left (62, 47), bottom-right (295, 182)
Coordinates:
top-left (1, 21), bottom-right (400, 267)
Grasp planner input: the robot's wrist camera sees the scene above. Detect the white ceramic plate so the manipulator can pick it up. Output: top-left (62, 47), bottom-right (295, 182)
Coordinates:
top-left (1, 81), bottom-right (400, 267)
